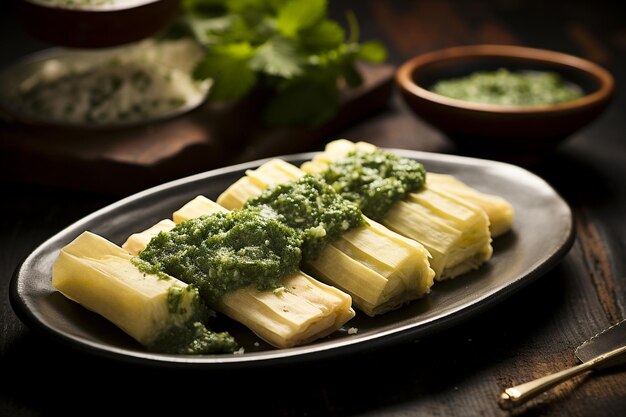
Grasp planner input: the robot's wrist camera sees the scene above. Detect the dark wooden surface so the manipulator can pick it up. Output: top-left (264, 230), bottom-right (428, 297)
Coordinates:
top-left (2, 1), bottom-right (626, 416)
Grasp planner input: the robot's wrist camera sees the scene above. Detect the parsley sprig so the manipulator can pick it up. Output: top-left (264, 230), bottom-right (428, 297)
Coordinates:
top-left (179, 0), bottom-right (387, 127)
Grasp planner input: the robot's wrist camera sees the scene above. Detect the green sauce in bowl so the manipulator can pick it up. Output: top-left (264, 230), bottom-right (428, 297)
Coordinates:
top-left (430, 68), bottom-right (583, 106)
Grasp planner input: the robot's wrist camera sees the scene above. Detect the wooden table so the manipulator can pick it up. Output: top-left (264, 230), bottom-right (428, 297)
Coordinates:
top-left (2, 1), bottom-right (625, 416)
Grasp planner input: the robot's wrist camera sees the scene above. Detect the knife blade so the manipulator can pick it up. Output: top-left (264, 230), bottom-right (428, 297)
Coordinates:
top-left (498, 318), bottom-right (626, 410)
top-left (575, 319), bottom-right (626, 365)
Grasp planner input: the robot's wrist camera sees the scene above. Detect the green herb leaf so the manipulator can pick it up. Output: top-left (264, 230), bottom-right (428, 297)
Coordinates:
top-left (267, 0), bottom-right (290, 12)
top-left (263, 79), bottom-right (339, 127)
top-left (249, 37), bottom-right (305, 78)
top-left (186, 15), bottom-right (236, 45)
top-left (277, 0), bottom-right (327, 38)
top-left (299, 19), bottom-right (345, 52)
top-left (181, 0), bottom-right (228, 15)
top-left (357, 41), bottom-right (387, 63)
top-left (193, 43), bottom-right (257, 101)
top-left (179, 0), bottom-right (388, 127)
top-left (342, 62), bottom-right (363, 88)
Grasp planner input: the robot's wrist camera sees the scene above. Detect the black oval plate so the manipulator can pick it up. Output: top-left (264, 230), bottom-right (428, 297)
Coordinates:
top-left (10, 150), bottom-right (575, 368)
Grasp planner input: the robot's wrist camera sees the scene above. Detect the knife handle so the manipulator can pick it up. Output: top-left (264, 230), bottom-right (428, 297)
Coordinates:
top-left (498, 345), bottom-right (626, 410)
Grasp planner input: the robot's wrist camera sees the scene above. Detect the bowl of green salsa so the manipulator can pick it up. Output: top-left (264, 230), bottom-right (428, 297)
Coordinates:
top-left (396, 44), bottom-right (614, 164)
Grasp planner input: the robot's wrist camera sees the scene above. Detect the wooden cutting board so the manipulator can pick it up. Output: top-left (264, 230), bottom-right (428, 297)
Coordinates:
top-left (0, 63), bottom-right (395, 195)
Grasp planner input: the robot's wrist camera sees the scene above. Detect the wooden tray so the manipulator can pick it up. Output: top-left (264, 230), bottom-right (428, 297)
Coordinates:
top-left (0, 63), bottom-right (395, 195)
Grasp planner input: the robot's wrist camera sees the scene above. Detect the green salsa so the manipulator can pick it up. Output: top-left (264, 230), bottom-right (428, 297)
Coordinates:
top-left (148, 319), bottom-right (239, 354)
top-left (147, 285), bottom-right (239, 354)
top-left (430, 68), bottom-right (583, 106)
top-left (135, 176), bottom-right (366, 353)
top-left (137, 208), bottom-right (303, 305)
top-left (319, 150), bottom-right (426, 221)
top-left (245, 174), bottom-right (365, 261)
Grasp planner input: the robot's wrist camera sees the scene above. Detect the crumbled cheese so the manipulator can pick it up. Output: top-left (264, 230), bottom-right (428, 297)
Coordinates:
top-left (309, 225), bottom-right (327, 238)
top-left (12, 38), bottom-right (210, 126)
top-left (273, 287), bottom-right (286, 295)
top-left (347, 327), bottom-right (358, 335)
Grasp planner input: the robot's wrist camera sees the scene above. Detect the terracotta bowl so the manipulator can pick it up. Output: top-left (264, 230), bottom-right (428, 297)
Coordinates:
top-left (16, 0), bottom-right (180, 48)
top-left (396, 44), bottom-right (614, 164)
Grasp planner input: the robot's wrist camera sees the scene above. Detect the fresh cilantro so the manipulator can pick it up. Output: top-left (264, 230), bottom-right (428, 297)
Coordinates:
top-left (299, 19), bottom-right (345, 52)
top-left (176, 0), bottom-right (388, 127)
top-left (249, 37), bottom-right (305, 78)
top-left (357, 41), bottom-right (387, 64)
top-left (276, 0), bottom-right (327, 38)
top-left (264, 78), bottom-right (339, 127)
top-left (193, 43), bottom-right (257, 101)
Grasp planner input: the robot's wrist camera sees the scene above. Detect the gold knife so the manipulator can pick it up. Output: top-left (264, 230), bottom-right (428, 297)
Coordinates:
top-left (498, 319), bottom-right (626, 410)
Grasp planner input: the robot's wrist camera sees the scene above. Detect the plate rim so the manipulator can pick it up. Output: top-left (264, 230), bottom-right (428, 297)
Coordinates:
top-left (9, 149), bottom-right (576, 369)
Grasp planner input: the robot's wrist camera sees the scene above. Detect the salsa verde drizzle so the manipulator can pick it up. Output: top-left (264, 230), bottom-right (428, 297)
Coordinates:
top-left (245, 174), bottom-right (365, 261)
top-left (135, 176), bottom-right (365, 352)
top-left (147, 286), bottom-right (239, 354)
top-left (137, 208), bottom-right (303, 305)
top-left (319, 150), bottom-right (426, 221)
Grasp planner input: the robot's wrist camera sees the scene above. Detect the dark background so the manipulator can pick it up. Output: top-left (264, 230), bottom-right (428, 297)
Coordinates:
top-left (2, 1), bottom-right (626, 416)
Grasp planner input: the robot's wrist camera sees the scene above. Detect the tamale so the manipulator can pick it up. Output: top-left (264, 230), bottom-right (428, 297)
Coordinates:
top-left (123, 196), bottom-right (356, 348)
top-left (301, 139), bottom-right (505, 280)
top-left (217, 161), bottom-right (435, 315)
top-left (52, 231), bottom-right (237, 353)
